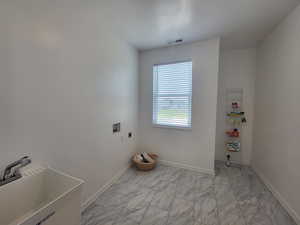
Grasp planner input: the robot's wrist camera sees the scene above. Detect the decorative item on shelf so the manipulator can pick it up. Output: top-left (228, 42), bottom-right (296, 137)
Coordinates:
top-left (227, 111), bottom-right (247, 125)
top-left (228, 117), bottom-right (241, 126)
top-left (227, 111), bottom-right (245, 117)
top-left (231, 101), bottom-right (240, 109)
top-left (226, 129), bottom-right (240, 137)
top-left (226, 141), bottom-right (241, 152)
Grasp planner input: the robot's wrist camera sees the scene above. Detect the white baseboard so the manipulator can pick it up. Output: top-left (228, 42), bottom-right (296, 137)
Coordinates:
top-left (252, 166), bottom-right (300, 225)
top-left (81, 164), bottom-right (130, 212)
top-left (159, 159), bottom-right (215, 176)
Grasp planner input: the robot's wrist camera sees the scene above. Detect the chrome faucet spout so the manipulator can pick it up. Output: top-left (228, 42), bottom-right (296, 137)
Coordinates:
top-left (0, 156), bottom-right (31, 186)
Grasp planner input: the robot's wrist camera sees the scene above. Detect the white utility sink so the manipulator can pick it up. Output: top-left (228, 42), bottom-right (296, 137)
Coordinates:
top-left (0, 167), bottom-right (84, 225)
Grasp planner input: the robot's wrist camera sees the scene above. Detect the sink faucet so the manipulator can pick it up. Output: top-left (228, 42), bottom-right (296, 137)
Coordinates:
top-left (0, 156), bottom-right (31, 186)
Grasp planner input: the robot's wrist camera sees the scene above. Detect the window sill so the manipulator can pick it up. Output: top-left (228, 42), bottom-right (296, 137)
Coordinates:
top-left (152, 124), bottom-right (192, 131)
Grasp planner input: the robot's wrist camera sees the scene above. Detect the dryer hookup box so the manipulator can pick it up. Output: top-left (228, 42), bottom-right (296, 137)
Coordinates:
top-left (113, 122), bottom-right (121, 133)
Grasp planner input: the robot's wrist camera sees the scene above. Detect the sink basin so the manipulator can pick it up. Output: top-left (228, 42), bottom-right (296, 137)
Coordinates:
top-left (0, 167), bottom-right (84, 225)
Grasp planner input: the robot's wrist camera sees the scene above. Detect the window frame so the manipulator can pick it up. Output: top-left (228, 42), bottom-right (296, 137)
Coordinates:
top-left (152, 60), bottom-right (193, 130)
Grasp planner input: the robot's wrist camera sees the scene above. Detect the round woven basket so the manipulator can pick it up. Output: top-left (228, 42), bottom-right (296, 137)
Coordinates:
top-left (132, 153), bottom-right (158, 171)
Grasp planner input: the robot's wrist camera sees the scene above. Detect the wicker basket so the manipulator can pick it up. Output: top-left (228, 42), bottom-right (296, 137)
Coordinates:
top-left (132, 153), bottom-right (158, 171)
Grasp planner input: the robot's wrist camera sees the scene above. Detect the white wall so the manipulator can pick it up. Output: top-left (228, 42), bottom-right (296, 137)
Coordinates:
top-left (253, 4), bottom-right (300, 223)
top-left (138, 39), bottom-right (220, 174)
top-left (0, 3), bottom-right (13, 167)
top-left (0, 1), bottom-right (139, 205)
top-left (216, 49), bottom-right (256, 165)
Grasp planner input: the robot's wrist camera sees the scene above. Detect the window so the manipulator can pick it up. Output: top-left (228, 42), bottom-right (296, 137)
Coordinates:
top-left (153, 61), bottom-right (192, 128)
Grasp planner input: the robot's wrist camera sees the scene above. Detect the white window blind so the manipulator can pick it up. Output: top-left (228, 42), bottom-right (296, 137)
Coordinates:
top-left (153, 61), bottom-right (192, 128)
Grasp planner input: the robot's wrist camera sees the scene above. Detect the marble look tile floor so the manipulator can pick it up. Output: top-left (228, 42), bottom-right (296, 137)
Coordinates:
top-left (82, 161), bottom-right (296, 225)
